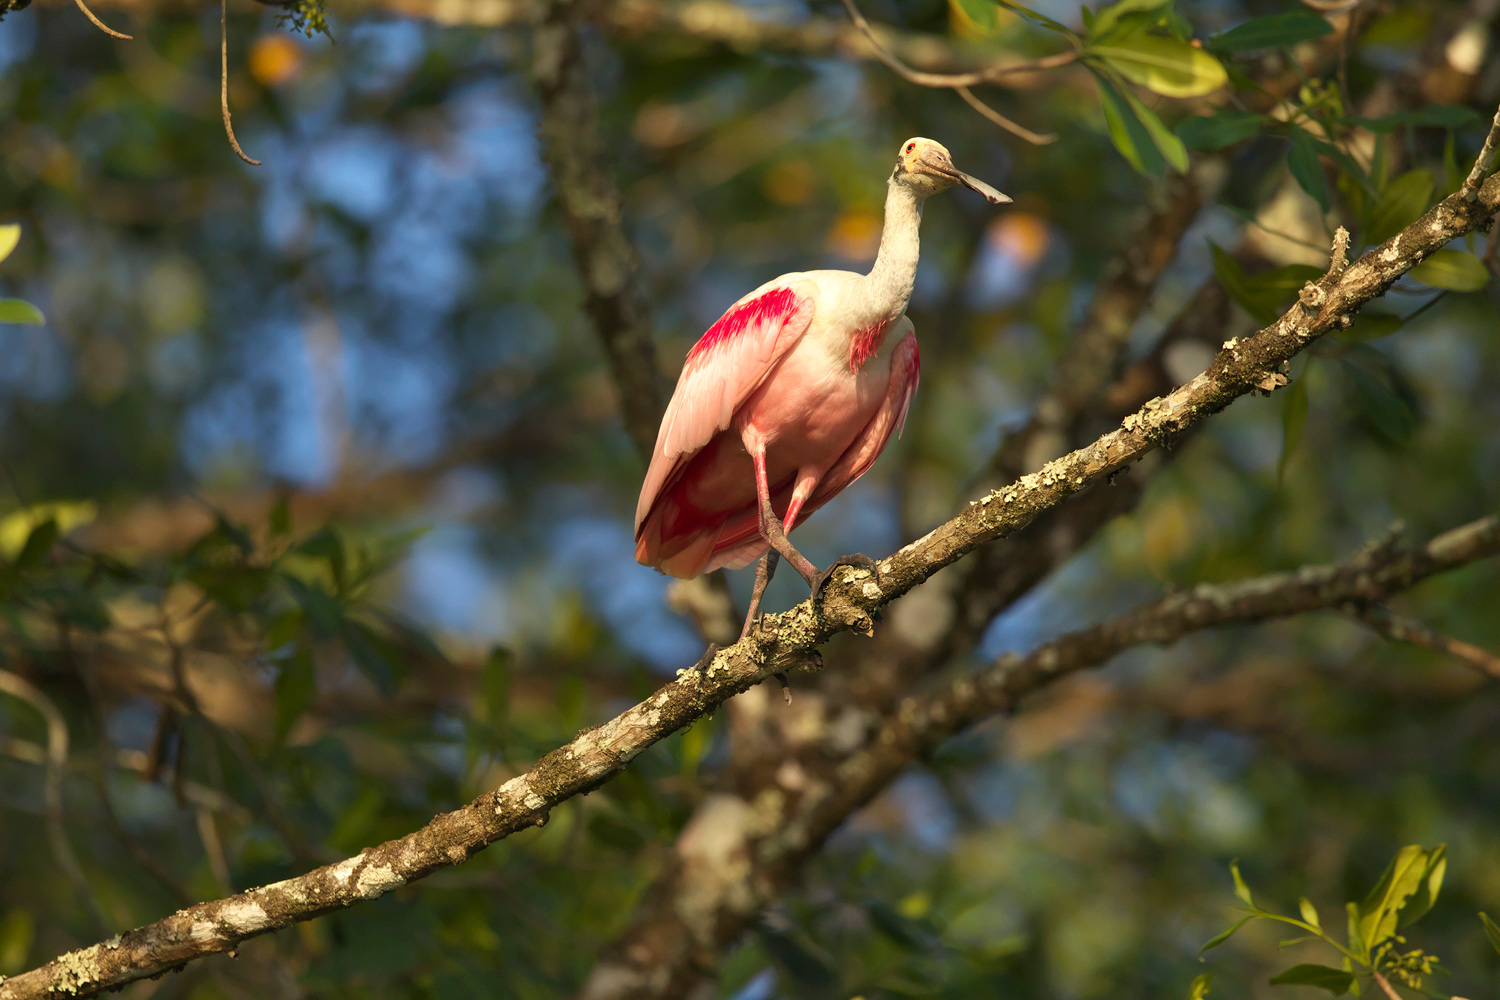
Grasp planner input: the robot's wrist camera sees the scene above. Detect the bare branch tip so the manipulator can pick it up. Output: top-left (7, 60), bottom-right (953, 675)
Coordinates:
top-left (220, 0), bottom-right (262, 167)
top-left (72, 0), bottom-right (133, 39)
top-left (1460, 104), bottom-right (1500, 202)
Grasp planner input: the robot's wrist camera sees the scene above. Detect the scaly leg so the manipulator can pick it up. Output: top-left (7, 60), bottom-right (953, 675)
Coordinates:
top-left (747, 443), bottom-right (820, 586)
top-left (739, 549), bottom-right (780, 641)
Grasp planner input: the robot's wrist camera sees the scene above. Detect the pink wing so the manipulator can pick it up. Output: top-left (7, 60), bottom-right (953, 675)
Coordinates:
top-left (634, 279), bottom-right (816, 535)
top-left (688, 327), bottom-right (921, 575)
top-left (804, 328), bottom-right (921, 512)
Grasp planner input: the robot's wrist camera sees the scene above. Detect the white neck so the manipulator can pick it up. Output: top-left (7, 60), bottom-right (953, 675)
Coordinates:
top-left (860, 179), bottom-right (923, 322)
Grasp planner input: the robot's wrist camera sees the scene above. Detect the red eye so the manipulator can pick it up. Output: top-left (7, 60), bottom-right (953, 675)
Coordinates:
top-left (905, 142), bottom-right (915, 153)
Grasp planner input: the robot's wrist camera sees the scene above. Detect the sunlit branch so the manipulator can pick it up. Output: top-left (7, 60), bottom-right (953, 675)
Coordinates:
top-left (3, 113), bottom-right (1499, 1000)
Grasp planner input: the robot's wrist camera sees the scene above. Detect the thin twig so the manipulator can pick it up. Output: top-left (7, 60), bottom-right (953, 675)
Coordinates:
top-left (839, 0), bottom-right (1066, 143)
top-left (0, 670), bottom-right (112, 935)
top-left (71, 0), bottom-right (132, 39)
top-left (955, 86), bottom-right (1059, 145)
top-left (1353, 604), bottom-right (1500, 679)
top-left (1461, 105), bottom-right (1500, 201)
top-left (1372, 972), bottom-right (1404, 1000)
top-left (220, 0), bottom-right (261, 167)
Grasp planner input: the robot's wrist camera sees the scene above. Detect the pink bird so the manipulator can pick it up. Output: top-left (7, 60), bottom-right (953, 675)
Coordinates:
top-left (635, 138), bottom-right (1010, 638)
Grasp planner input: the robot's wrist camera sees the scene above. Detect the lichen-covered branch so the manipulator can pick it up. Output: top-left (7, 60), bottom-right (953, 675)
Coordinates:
top-left (579, 514), bottom-right (1500, 999)
top-left (533, 0), bottom-right (666, 462)
top-left (5, 118), bottom-right (1497, 1000)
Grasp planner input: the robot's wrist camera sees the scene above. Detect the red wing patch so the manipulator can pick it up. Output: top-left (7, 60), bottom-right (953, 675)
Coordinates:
top-left (687, 286), bottom-right (801, 363)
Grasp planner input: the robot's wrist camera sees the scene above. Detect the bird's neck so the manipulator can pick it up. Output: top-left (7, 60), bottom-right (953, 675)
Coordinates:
top-left (861, 180), bottom-right (923, 322)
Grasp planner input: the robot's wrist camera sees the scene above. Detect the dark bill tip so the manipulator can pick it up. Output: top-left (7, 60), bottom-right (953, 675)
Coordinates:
top-left (957, 171), bottom-right (1012, 205)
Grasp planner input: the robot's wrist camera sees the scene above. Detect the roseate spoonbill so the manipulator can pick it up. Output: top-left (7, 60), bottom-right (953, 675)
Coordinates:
top-left (635, 138), bottom-right (1010, 639)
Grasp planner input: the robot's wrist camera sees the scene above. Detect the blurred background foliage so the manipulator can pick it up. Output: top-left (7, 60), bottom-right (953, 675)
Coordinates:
top-left (0, 0), bottom-right (1499, 996)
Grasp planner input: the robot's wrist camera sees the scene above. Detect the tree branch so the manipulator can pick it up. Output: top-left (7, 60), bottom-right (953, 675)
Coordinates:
top-left (4, 113), bottom-right (1498, 1000)
top-left (1352, 604), bottom-right (1500, 679)
top-left (533, 0), bottom-right (667, 462)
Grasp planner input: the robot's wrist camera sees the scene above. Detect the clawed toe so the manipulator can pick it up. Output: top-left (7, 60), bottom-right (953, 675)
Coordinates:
top-left (812, 553), bottom-right (880, 595)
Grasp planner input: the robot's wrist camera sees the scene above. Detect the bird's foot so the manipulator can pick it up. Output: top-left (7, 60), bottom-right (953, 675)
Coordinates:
top-left (812, 553), bottom-right (880, 596)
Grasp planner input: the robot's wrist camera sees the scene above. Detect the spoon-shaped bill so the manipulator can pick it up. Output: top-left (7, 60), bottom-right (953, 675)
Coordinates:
top-left (954, 170), bottom-right (1011, 205)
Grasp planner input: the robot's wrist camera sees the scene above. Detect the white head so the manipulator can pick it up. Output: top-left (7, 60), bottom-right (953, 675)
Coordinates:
top-left (892, 137), bottom-right (1012, 204)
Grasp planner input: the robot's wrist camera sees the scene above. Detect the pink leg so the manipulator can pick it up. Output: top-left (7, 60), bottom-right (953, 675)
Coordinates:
top-left (746, 440), bottom-right (819, 586)
top-left (739, 549), bottom-right (779, 641)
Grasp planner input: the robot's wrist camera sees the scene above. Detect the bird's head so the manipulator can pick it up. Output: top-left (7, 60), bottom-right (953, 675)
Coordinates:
top-left (893, 137), bottom-right (1011, 205)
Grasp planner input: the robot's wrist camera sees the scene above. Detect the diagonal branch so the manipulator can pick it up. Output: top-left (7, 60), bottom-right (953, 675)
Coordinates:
top-left (533, 0), bottom-right (668, 462)
top-left (3, 115), bottom-right (1497, 1000)
top-left (1352, 604), bottom-right (1500, 679)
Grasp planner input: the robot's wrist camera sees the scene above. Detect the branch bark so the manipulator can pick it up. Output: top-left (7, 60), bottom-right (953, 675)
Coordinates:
top-left (4, 117), bottom-right (1497, 1000)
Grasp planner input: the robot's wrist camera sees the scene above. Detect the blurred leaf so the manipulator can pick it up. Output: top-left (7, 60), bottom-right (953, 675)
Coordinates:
top-left (60, 590), bottom-right (110, 632)
top-left (1365, 170), bottom-right (1433, 244)
top-left (342, 619), bottom-right (401, 693)
top-left (480, 646), bottom-right (512, 732)
top-left (1298, 897), bottom-right (1322, 931)
top-left (1361, 106), bottom-right (1483, 133)
top-left (1096, 72), bottom-right (1165, 177)
top-left (0, 908), bottom-right (35, 975)
top-left (1347, 901), bottom-right (1367, 962)
top-left (269, 495), bottom-right (292, 539)
top-left (14, 520), bottom-right (57, 572)
top-left (1288, 128), bottom-right (1330, 210)
top-left (284, 575), bottom-right (344, 638)
top-left (1278, 373), bottom-right (1309, 484)
top-left (1201, 916), bottom-right (1253, 952)
top-left (0, 502), bottom-right (97, 560)
top-left (1480, 912), bottom-right (1500, 955)
top-left (275, 647), bottom-right (317, 738)
top-left (265, 606), bottom-right (303, 652)
top-left (0, 300), bottom-right (43, 325)
top-left (1088, 0), bottom-right (1170, 41)
top-left (867, 899), bottom-right (938, 951)
top-left (296, 527), bottom-right (347, 592)
top-left (951, 0), bottom-right (998, 32)
top-left (1091, 36), bottom-right (1227, 97)
top-left (1335, 313), bottom-right (1404, 342)
top-left (1268, 964), bottom-right (1354, 994)
top-left (587, 811), bottom-right (646, 852)
top-left (1120, 84), bottom-right (1189, 171)
top-left (759, 927), bottom-right (837, 987)
top-left (1178, 109), bottom-right (1266, 150)
top-left (327, 787), bottom-right (383, 854)
top-left (1187, 972), bottom-right (1213, 1000)
top-left (1344, 352), bottom-right (1418, 445)
top-left (1409, 249), bottom-right (1490, 291)
top-left (994, 0), bottom-right (1071, 32)
top-left (1231, 859), bottom-right (1253, 906)
top-left (1206, 11), bottom-right (1332, 52)
top-left (0, 224), bottom-right (19, 265)
top-left (1211, 244), bottom-right (1323, 324)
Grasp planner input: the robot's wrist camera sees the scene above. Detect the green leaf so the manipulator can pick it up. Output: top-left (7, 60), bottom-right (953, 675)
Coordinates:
top-left (994, 0), bottom-right (1071, 32)
top-left (1090, 36), bottom-right (1228, 97)
top-left (481, 645), bottom-right (512, 730)
top-left (1288, 128), bottom-right (1330, 211)
top-left (1361, 105), bottom-right (1483, 133)
top-left (15, 520), bottom-right (57, 572)
top-left (265, 606), bottom-right (303, 653)
top-left (1278, 374), bottom-right (1308, 484)
top-left (1177, 109), bottom-right (1267, 150)
top-left (1365, 170), bottom-right (1433, 244)
top-left (1347, 901), bottom-right (1368, 963)
top-left (866, 900), bottom-right (939, 951)
top-left (0, 907), bottom-right (36, 975)
top-left (1201, 916), bottom-right (1253, 953)
top-left (1231, 859), bottom-right (1254, 906)
top-left (1409, 249), bottom-right (1490, 291)
top-left (1211, 244), bottom-right (1324, 324)
top-left (1480, 912), bottom-right (1500, 956)
top-left (1119, 84), bottom-right (1189, 172)
top-left (1298, 897), bottom-right (1322, 931)
top-left (1095, 72), bottom-right (1165, 177)
top-left (0, 299), bottom-right (44, 325)
top-left (1187, 973), bottom-right (1213, 1000)
top-left (1359, 845), bottom-right (1438, 949)
top-left (0, 224), bottom-right (19, 265)
top-left (1395, 843), bottom-right (1445, 929)
top-left (1268, 964), bottom-right (1355, 995)
top-left (953, 0), bottom-right (998, 32)
top-left (1087, 0), bottom-right (1170, 41)
top-left (1207, 11), bottom-right (1333, 53)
